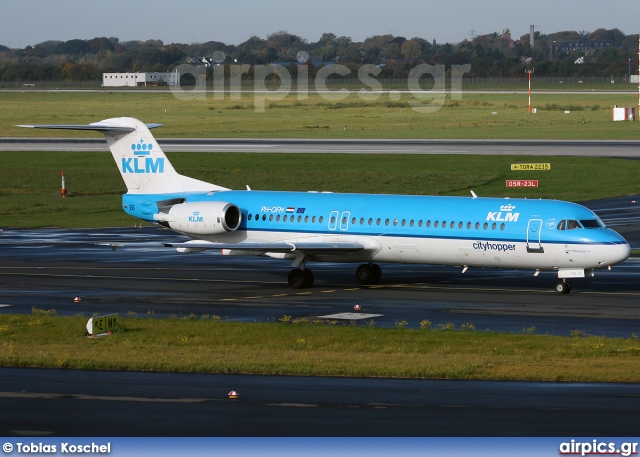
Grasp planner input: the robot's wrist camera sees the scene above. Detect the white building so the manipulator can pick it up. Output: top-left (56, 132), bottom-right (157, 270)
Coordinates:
top-left (102, 71), bottom-right (179, 87)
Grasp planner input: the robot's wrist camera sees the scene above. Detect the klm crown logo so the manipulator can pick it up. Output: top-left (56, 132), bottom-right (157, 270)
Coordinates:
top-left (189, 211), bottom-right (203, 223)
top-left (122, 138), bottom-right (164, 174)
top-left (131, 138), bottom-right (153, 156)
top-left (500, 204), bottom-right (516, 212)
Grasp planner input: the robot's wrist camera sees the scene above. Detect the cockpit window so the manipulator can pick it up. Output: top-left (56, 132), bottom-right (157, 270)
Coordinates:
top-left (567, 220), bottom-right (581, 230)
top-left (580, 219), bottom-right (603, 229)
top-left (557, 220), bottom-right (566, 230)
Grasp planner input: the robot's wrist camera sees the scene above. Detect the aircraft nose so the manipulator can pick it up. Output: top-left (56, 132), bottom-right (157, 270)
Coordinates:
top-left (603, 231), bottom-right (631, 266)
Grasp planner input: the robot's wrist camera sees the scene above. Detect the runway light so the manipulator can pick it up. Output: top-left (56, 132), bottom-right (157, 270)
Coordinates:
top-left (73, 297), bottom-right (81, 303)
top-left (632, 200), bottom-right (636, 204)
top-left (228, 390), bottom-right (239, 399)
top-left (353, 304), bottom-right (362, 311)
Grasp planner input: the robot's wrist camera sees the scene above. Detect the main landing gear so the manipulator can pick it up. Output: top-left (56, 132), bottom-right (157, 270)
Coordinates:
top-left (356, 263), bottom-right (382, 285)
top-left (287, 263), bottom-right (383, 289)
top-left (555, 279), bottom-right (572, 294)
top-left (288, 268), bottom-right (314, 289)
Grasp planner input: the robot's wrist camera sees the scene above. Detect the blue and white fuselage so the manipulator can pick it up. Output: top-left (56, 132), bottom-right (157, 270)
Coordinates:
top-left (19, 117), bottom-right (631, 293)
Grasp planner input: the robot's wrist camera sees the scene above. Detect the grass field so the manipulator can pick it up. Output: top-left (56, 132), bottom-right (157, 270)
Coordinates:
top-left (2, 152), bottom-right (640, 228)
top-left (1, 311), bottom-right (639, 382)
top-left (2, 90), bottom-right (640, 140)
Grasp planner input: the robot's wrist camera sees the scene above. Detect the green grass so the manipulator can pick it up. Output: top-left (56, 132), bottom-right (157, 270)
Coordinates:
top-left (2, 152), bottom-right (640, 228)
top-left (2, 91), bottom-right (640, 139)
top-left (2, 312), bottom-right (639, 382)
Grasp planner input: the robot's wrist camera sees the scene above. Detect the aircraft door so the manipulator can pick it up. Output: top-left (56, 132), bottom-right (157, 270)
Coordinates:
top-left (328, 211), bottom-right (339, 230)
top-left (526, 218), bottom-right (544, 253)
top-left (339, 211), bottom-right (350, 231)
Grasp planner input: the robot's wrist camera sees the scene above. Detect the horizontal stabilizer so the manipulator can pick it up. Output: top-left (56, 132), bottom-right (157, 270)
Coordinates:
top-left (16, 123), bottom-right (163, 133)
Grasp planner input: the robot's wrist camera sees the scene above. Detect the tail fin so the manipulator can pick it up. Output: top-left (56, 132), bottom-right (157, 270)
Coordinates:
top-left (17, 117), bottom-right (227, 194)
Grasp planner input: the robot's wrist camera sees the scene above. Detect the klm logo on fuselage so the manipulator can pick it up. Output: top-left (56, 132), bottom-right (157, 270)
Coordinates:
top-left (122, 139), bottom-right (165, 174)
top-left (486, 204), bottom-right (520, 223)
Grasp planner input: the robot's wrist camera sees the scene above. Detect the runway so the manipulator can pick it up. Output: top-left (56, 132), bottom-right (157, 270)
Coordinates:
top-left (1, 194), bottom-right (640, 337)
top-left (3, 367), bottom-right (640, 436)
top-left (1, 137), bottom-right (640, 157)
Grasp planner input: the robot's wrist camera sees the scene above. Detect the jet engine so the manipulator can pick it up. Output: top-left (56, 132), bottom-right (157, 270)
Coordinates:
top-left (154, 201), bottom-right (241, 235)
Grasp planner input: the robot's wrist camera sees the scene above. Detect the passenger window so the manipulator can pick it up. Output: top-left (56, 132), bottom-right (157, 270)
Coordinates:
top-left (467, 222), bottom-right (471, 229)
top-left (410, 220), bottom-right (414, 227)
top-left (248, 214), bottom-right (252, 221)
top-left (492, 222), bottom-right (496, 230)
top-left (376, 218), bottom-right (381, 225)
top-left (500, 223), bottom-right (505, 230)
top-left (330, 216), bottom-right (336, 224)
top-left (269, 214), bottom-right (273, 221)
top-left (312, 216), bottom-right (317, 223)
top-left (368, 218), bottom-right (373, 225)
top-left (262, 214), bottom-right (266, 221)
top-left (284, 215), bottom-right (288, 222)
top-left (434, 221), bottom-right (439, 228)
top-left (426, 220), bottom-right (431, 227)
top-left (360, 218), bottom-right (364, 225)
top-left (458, 222), bottom-right (463, 229)
top-left (319, 216), bottom-right (324, 223)
top-left (352, 217), bottom-right (356, 225)
top-left (385, 219), bottom-right (390, 226)
top-left (401, 219), bottom-right (406, 227)
top-left (483, 222), bottom-right (488, 230)
top-left (418, 220), bottom-right (423, 227)
top-left (475, 222), bottom-right (480, 229)
top-left (393, 219), bottom-right (398, 226)
top-left (450, 221), bottom-right (455, 229)
top-left (298, 216), bottom-right (302, 222)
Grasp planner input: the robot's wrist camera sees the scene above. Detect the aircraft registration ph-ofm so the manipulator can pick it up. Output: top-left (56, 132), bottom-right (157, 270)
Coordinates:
top-left (18, 117), bottom-right (630, 294)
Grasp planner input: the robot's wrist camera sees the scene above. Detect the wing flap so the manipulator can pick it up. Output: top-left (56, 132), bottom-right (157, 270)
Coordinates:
top-left (163, 240), bottom-right (365, 255)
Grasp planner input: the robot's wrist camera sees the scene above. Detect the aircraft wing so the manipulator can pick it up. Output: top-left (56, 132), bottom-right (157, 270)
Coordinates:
top-left (163, 240), bottom-right (365, 255)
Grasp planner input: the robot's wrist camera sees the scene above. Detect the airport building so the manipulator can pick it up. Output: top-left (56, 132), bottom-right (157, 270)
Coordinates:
top-left (102, 71), bottom-right (179, 87)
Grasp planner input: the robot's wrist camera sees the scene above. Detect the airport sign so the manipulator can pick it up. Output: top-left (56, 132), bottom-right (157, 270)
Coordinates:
top-left (511, 163), bottom-right (550, 171)
top-left (86, 314), bottom-right (119, 335)
top-left (506, 180), bottom-right (539, 188)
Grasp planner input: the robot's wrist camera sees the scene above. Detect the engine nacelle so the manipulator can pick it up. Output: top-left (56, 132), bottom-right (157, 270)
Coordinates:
top-left (154, 201), bottom-right (241, 235)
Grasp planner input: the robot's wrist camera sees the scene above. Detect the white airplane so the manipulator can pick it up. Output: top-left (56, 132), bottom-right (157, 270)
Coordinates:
top-left (18, 117), bottom-right (631, 293)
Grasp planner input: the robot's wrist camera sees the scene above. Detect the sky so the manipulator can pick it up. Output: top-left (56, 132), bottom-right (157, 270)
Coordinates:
top-left (1, 0), bottom-right (638, 48)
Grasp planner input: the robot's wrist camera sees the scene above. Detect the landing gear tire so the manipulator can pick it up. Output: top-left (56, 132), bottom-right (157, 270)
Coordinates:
top-left (356, 263), bottom-right (382, 285)
top-left (555, 279), bottom-right (571, 294)
top-left (371, 263), bottom-right (382, 284)
top-left (303, 269), bottom-right (314, 288)
top-left (288, 269), bottom-right (305, 289)
top-left (288, 269), bottom-right (314, 289)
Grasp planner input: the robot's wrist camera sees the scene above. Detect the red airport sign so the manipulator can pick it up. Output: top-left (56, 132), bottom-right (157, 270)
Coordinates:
top-left (506, 180), bottom-right (538, 188)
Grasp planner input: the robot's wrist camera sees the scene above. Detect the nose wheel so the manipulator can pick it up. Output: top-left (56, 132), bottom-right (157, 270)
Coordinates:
top-left (555, 279), bottom-right (572, 294)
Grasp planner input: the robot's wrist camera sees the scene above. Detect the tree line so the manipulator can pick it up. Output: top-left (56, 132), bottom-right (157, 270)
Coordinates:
top-left (0, 28), bottom-right (637, 83)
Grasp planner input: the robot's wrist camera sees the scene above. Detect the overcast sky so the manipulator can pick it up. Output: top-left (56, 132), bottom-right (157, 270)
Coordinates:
top-left (1, 0), bottom-right (637, 48)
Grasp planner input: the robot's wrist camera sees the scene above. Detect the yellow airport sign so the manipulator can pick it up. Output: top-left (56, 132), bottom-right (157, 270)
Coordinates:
top-left (511, 163), bottom-right (551, 171)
